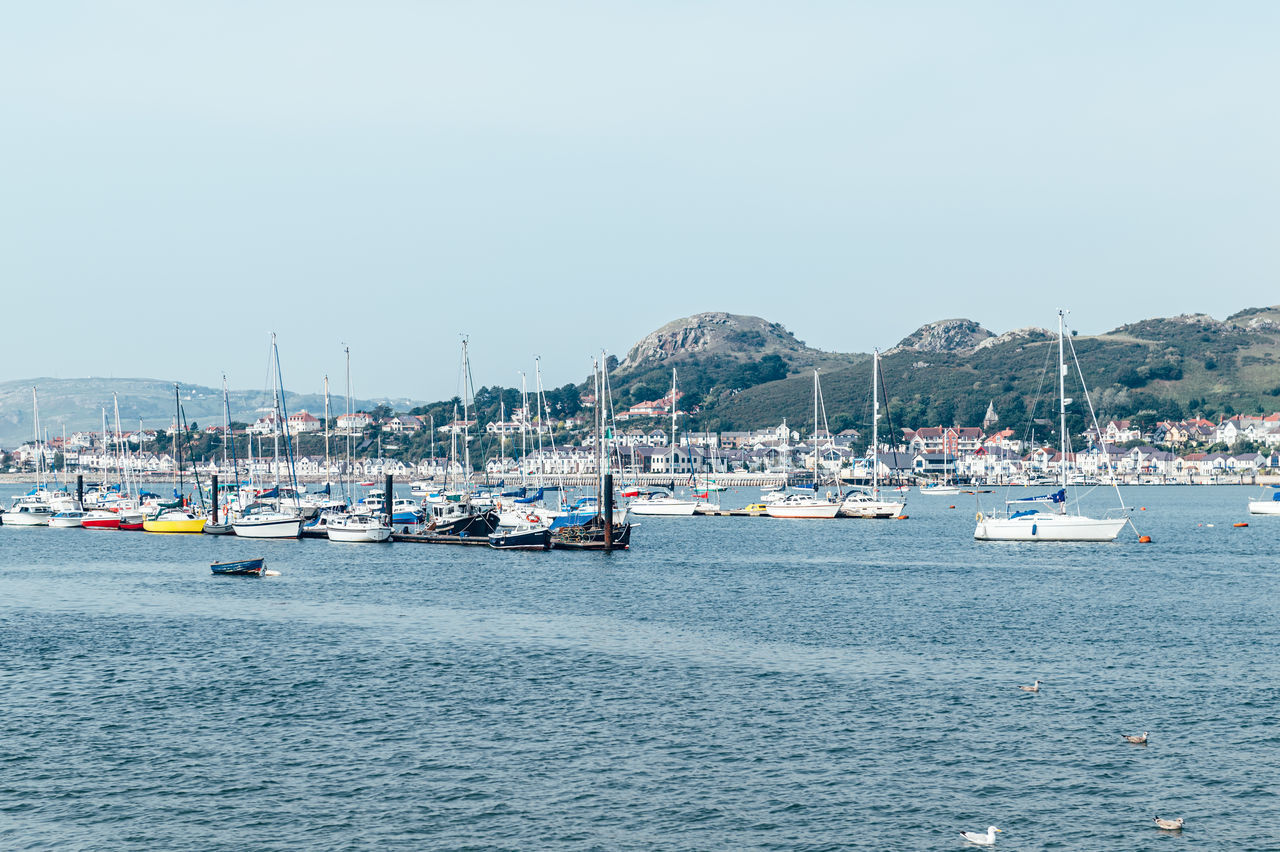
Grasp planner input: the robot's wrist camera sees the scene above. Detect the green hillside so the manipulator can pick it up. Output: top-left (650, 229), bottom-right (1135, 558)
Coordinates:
top-left (698, 308), bottom-right (1280, 442)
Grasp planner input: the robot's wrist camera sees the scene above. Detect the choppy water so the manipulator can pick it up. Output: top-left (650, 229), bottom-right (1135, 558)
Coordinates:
top-left (1, 485), bottom-right (1277, 850)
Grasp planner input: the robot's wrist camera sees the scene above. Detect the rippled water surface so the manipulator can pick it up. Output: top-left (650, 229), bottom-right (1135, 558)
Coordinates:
top-left (2, 485), bottom-right (1277, 850)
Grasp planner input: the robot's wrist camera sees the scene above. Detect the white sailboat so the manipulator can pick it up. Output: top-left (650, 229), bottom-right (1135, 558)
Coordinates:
top-left (918, 427), bottom-right (962, 496)
top-left (1247, 485), bottom-right (1280, 515)
top-left (841, 349), bottom-right (906, 519)
top-left (233, 334), bottom-right (303, 539)
top-left (628, 367), bottom-right (698, 516)
top-left (7, 388), bottom-right (56, 526)
top-left (974, 310), bottom-right (1130, 542)
top-left (767, 370), bottom-right (840, 519)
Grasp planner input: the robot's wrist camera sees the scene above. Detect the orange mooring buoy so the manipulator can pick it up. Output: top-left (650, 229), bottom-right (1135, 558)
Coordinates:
top-left (1138, 535), bottom-right (1152, 543)
top-left (948, 505), bottom-right (956, 509)
top-left (1140, 507), bottom-right (1147, 511)
top-left (895, 514), bottom-right (909, 520)
top-left (1233, 522), bottom-right (1249, 528)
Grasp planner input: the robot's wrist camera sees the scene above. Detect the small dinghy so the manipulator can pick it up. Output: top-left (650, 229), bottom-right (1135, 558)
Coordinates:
top-left (211, 557), bottom-right (267, 576)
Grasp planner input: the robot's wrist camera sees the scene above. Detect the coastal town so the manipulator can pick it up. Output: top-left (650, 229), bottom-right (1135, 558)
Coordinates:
top-left (9, 395), bottom-right (1280, 486)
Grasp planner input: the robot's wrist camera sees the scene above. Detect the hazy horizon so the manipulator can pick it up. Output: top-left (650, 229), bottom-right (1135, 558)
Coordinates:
top-left (4, 3), bottom-right (1276, 398)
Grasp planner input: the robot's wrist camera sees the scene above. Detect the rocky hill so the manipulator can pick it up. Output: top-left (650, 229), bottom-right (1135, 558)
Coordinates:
top-left (702, 305), bottom-right (1280, 438)
top-left (618, 312), bottom-right (859, 373)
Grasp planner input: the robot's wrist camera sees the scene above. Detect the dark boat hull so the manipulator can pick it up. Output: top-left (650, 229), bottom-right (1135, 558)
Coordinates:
top-left (552, 520), bottom-right (632, 550)
top-left (488, 528), bottom-right (551, 550)
top-left (211, 558), bottom-right (266, 576)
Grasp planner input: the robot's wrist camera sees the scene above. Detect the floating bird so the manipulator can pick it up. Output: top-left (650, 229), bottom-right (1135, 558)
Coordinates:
top-left (1017, 680), bottom-right (1041, 693)
top-left (1153, 817), bottom-right (1184, 831)
top-left (1123, 731), bottom-right (1149, 744)
top-left (960, 826), bottom-right (1001, 845)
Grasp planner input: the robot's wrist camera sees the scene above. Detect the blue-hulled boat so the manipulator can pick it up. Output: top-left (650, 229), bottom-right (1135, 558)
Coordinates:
top-left (211, 557), bottom-right (266, 576)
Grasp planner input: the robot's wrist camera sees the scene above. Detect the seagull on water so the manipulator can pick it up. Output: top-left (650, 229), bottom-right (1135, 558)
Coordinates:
top-left (1017, 680), bottom-right (1041, 693)
top-left (1154, 816), bottom-right (1184, 830)
top-left (1123, 731), bottom-right (1149, 744)
top-left (960, 826), bottom-right (1001, 845)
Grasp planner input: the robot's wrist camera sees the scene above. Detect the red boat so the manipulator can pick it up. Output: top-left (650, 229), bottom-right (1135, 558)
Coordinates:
top-left (82, 510), bottom-right (121, 530)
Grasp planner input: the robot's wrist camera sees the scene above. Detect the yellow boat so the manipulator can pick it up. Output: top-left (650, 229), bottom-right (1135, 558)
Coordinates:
top-left (740, 503), bottom-right (770, 514)
top-left (142, 509), bottom-right (207, 534)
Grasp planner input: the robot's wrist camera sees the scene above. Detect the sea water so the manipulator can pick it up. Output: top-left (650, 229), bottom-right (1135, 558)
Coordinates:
top-left (1, 485), bottom-right (1276, 850)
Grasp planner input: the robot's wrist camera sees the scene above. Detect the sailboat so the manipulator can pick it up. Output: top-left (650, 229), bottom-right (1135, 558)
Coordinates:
top-left (7, 389), bottom-right (56, 526)
top-left (918, 427), bottom-right (962, 496)
top-left (1247, 485), bottom-right (1280, 515)
top-left (767, 370), bottom-right (840, 519)
top-left (628, 368), bottom-right (698, 516)
top-left (974, 310), bottom-right (1131, 542)
top-left (143, 384), bottom-right (208, 533)
top-left (840, 349), bottom-right (906, 518)
top-left (232, 335), bottom-right (303, 539)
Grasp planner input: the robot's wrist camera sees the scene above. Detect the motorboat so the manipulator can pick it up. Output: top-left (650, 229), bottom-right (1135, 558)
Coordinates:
top-left (326, 512), bottom-right (392, 542)
top-left (49, 511), bottom-right (88, 528)
top-left (82, 509), bottom-right (122, 530)
top-left (488, 520), bottom-right (551, 550)
top-left (211, 557), bottom-right (267, 576)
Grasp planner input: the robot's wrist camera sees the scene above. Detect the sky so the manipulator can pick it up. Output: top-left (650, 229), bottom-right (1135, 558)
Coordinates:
top-left (2, 2), bottom-right (1276, 400)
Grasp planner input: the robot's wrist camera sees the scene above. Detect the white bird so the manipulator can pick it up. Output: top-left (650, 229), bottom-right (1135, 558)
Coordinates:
top-left (960, 826), bottom-right (1002, 845)
top-left (1123, 731), bottom-right (1148, 744)
top-left (1153, 816), bottom-right (1184, 830)
top-left (1017, 680), bottom-right (1041, 693)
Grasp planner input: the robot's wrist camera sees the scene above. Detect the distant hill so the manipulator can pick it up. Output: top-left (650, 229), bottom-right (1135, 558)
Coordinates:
top-left (699, 306), bottom-right (1280, 438)
top-left (0, 378), bottom-right (416, 447)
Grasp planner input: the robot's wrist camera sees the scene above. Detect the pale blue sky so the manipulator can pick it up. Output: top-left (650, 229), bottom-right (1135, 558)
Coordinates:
top-left (2, 2), bottom-right (1276, 399)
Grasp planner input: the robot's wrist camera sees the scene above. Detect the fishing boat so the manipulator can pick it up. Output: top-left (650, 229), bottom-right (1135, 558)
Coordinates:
top-left (974, 310), bottom-right (1131, 542)
top-left (550, 514), bottom-right (633, 550)
top-left (211, 557), bottom-right (267, 576)
top-left (1247, 485), bottom-right (1280, 515)
top-left (488, 519), bottom-right (552, 550)
top-left (326, 512), bottom-right (392, 542)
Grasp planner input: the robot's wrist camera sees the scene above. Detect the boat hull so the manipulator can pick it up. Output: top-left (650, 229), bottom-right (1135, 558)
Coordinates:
top-left (83, 511), bottom-right (121, 530)
top-left (766, 502), bottom-right (841, 519)
top-left (626, 499), bottom-right (697, 516)
top-left (232, 517), bottom-right (302, 539)
top-left (974, 514), bottom-right (1127, 542)
top-left (327, 524), bottom-right (392, 542)
top-left (49, 514), bottom-right (87, 528)
top-left (211, 558), bottom-right (266, 576)
top-left (143, 516), bottom-right (207, 534)
top-left (488, 528), bottom-right (552, 550)
top-left (1247, 500), bottom-right (1280, 515)
top-left (839, 500), bottom-right (905, 519)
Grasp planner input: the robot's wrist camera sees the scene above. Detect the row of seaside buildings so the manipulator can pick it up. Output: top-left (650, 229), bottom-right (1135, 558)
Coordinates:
top-left (10, 412), bottom-right (1280, 482)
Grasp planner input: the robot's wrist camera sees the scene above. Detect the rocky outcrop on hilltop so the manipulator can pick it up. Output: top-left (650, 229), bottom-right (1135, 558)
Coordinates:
top-left (974, 326), bottom-right (1055, 351)
top-left (886, 319), bottom-right (994, 356)
top-left (618, 313), bottom-right (808, 372)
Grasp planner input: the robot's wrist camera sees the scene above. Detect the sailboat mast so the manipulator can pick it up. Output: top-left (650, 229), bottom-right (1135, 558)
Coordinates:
top-left (813, 369), bottom-right (820, 486)
top-left (323, 375), bottom-right (330, 483)
top-left (174, 383), bottom-right (184, 500)
top-left (461, 337), bottom-right (471, 489)
top-left (1058, 309), bottom-right (1068, 496)
top-left (519, 371), bottom-right (528, 485)
top-left (345, 347), bottom-right (352, 503)
top-left (872, 350), bottom-right (879, 497)
top-left (32, 388), bottom-right (41, 489)
top-left (670, 367), bottom-right (678, 479)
